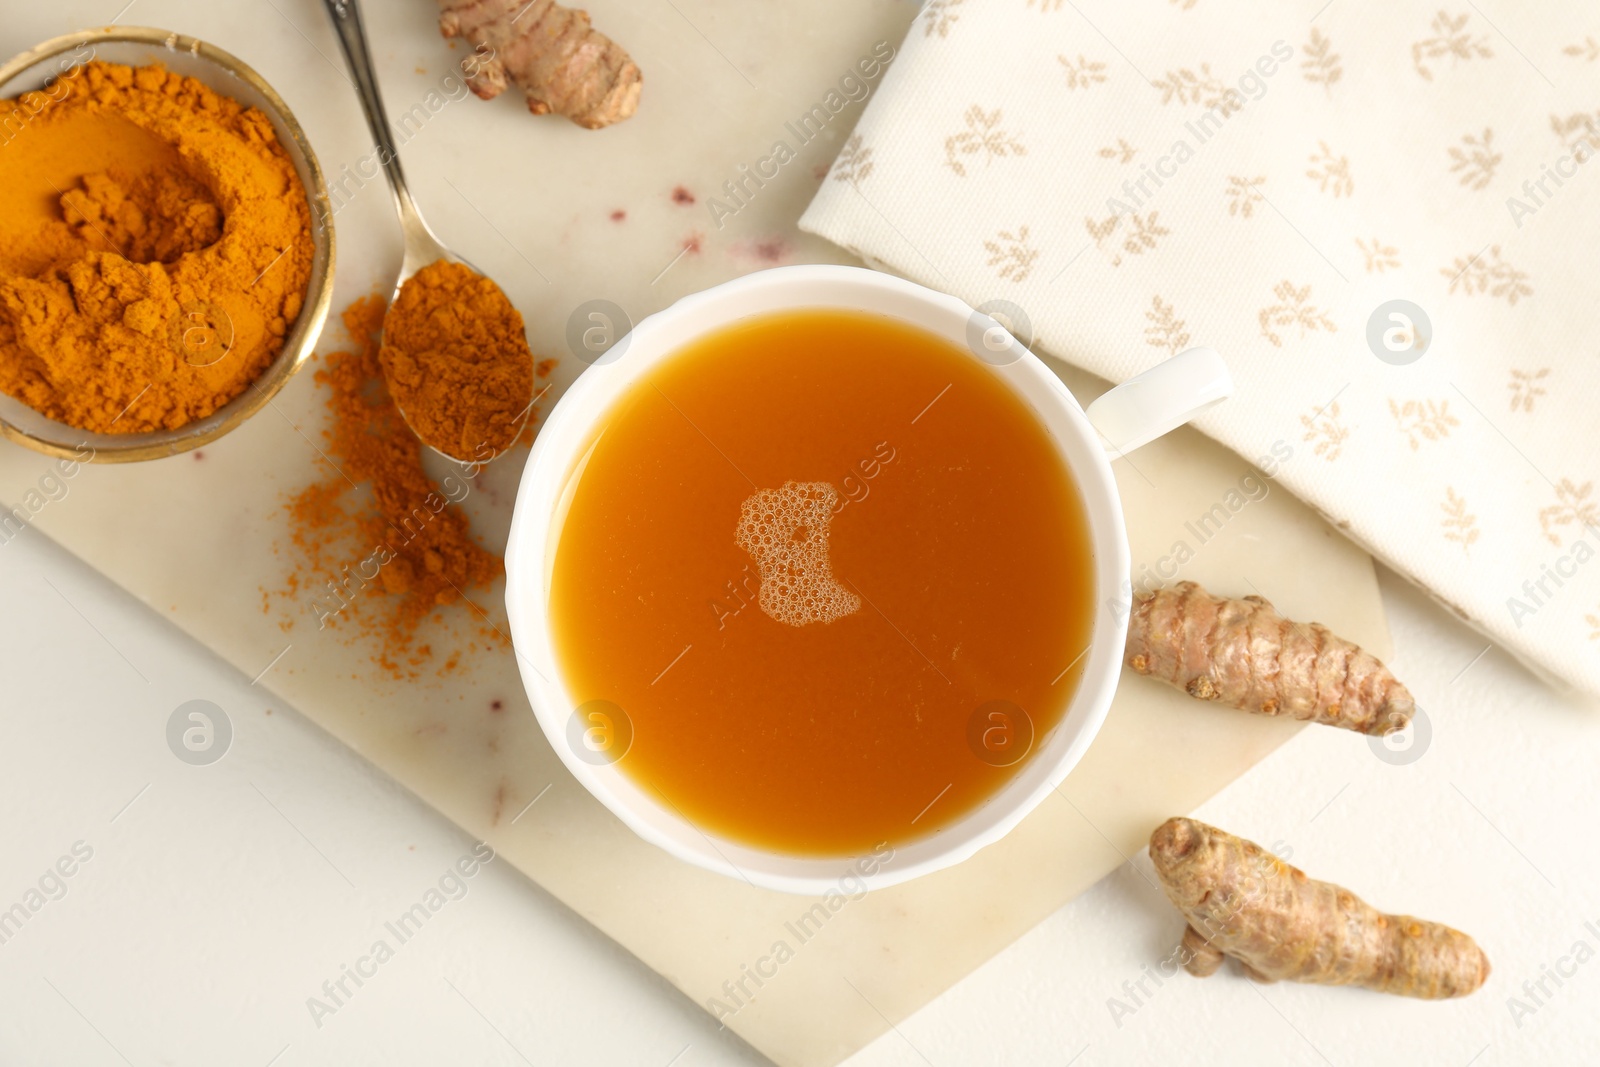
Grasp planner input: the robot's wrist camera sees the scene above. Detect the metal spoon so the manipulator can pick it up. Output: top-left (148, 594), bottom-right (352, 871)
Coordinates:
top-left (321, 0), bottom-right (531, 462)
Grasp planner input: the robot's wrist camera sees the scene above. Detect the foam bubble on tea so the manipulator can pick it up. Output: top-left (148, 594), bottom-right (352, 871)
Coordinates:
top-left (734, 480), bottom-right (861, 627)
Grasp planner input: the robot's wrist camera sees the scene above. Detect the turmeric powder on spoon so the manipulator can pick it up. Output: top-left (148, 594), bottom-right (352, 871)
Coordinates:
top-left (377, 260), bottom-right (534, 462)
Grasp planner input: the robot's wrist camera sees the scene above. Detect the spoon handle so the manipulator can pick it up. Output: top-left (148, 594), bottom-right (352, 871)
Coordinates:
top-left (321, 0), bottom-right (428, 237)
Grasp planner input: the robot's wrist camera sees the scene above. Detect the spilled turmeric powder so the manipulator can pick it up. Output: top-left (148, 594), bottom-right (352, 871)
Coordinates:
top-left (285, 296), bottom-right (501, 673)
top-left (279, 296), bottom-right (552, 676)
top-left (0, 61), bottom-right (312, 433)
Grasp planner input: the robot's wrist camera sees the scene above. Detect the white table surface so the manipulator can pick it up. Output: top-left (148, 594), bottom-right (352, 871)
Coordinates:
top-left (5, 524), bottom-right (1597, 1067)
top-left (4, 0), bottom-right (1599, 1063)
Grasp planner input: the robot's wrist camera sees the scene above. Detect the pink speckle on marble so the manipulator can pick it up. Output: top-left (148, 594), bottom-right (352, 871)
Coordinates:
top-left (732, 238), bottom-right (792, 265)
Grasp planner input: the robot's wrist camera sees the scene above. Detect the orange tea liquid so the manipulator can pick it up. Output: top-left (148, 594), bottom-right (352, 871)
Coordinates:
top-left (549, 309), bottom-right (1095, 856)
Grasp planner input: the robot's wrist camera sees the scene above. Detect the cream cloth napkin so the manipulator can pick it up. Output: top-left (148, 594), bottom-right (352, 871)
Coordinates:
top-left (802, 0), bottom-right (1600, 697)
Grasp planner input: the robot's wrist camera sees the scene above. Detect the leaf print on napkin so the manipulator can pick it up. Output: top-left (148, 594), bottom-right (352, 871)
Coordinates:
top-left (1153, 65), bottom-right (1242, 113)
top-left (1059, 55), bottom-right (1107, 89)
top-left (1085, 213), bottom-right (1169, 267)
top-left (1300, 401), bottom-right (1350, 461)
top-left (1509, 368), bottom-right (1549, 412)
top-left (832, 134), bottom-right (874, 188)
top-left (1307, 142), bottom-right (1354, 197)
top-left (1389, 398), bottom-right (1460, 450)
top-left (1440, 488), bottom-right (1480, 554)
top-left (1412, 11), bottom-right (1493, 81)
top-left (945, 106), bottom-right (1027, 177)
top-left (1258, 281), bottom-right (1337, 346)
top-left (1561, 36), bottom-right (1600, 62)
top-left (984, 226), bottom-right (1040, 282)
top-left (1356, 237), bottom-right (1400, 273)
top-left (1587, 608), bottom-right (1600, 642)
top-left (1550, 111), bottom-right (1600, 152)
top-left (1028, 0), bottom-right (1066, 10)
top-left (1441, 246), bottom-right (1531, 305)
top-left (921, 0), bottom-right (966, 38)
top-left (1302, 29), bottom-right (1342, 94)
top-left (1098, 138), bottom-right (1138, 163)
top-left (1565, 37), bottom-right (1600, 63)
top-left (1539, 480), bottom-right (1600, 546)
top-left (1122, 213), bottom-right (1168, 257)
top-left (1144, 295), bottom-right (1191, 355)
top-left (1447, 129), bottom-right (1500, 190)
top-left (1225, 176), bottom-right (1265, 218)
top-left (1085, 214), bottom-right (1119, 253)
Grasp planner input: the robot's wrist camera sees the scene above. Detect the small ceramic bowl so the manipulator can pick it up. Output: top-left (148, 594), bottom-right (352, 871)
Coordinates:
top-left (0, 27), bottom-right (335, 463)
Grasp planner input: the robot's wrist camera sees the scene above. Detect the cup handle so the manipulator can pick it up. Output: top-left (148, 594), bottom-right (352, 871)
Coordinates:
top-left (1084, 347), bottom-right (1233, 456)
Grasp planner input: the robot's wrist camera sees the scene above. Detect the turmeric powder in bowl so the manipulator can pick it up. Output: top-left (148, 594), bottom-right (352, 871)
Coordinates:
top-left (0, 61), bottom-right (313, 434)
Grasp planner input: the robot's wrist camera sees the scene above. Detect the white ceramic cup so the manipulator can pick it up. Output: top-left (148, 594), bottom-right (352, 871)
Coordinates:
top-left (505, 265), bottom-right (1230, 895)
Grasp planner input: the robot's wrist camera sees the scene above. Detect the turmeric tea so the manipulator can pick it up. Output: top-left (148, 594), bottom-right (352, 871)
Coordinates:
top-left (0, 61), bottom-right (313, 434)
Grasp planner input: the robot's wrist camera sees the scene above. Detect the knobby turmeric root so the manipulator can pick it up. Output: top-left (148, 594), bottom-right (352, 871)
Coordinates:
top-left (1125, 581), bottom-right (1413, 735)
top-left (1150, 818), bottom-right (1490, 999)
top-left (438, 0), bottom-right (642, 129)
